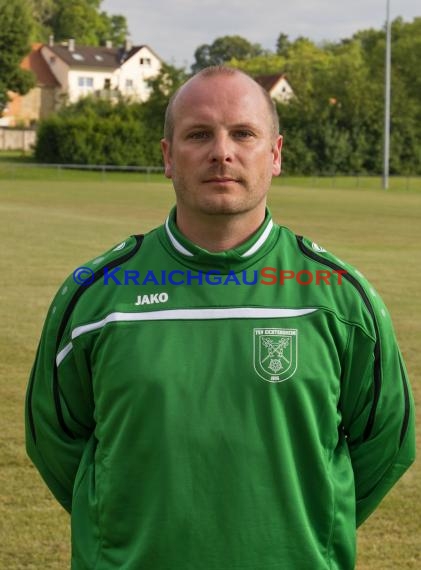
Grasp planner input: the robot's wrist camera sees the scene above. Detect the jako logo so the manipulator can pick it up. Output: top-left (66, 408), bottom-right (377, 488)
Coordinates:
top-left (134, 292), bottom-right (169, 306)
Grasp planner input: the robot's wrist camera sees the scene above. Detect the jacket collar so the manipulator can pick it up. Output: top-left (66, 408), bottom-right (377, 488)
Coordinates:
top-left (162, 207), bottom-right (277, 268)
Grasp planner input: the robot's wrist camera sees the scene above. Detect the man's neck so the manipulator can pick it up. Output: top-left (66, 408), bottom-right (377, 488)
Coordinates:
top-left (174, 207), bottom-right (267, 253)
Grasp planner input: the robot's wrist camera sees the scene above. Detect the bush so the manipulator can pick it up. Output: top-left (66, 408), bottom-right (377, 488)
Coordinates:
top-left (35, 97), bottom-right (163, 166)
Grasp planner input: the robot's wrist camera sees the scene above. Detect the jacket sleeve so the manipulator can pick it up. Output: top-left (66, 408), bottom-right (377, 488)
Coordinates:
top-left (25, 279), bottom-right (95, 513)
top-left (339, 296), bottom-right (416, 527)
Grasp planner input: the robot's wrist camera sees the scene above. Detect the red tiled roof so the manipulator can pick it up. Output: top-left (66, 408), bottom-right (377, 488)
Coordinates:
top-left (21, 43), bottom-right (61, 87)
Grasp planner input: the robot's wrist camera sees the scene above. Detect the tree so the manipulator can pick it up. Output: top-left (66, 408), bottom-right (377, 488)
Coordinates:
top-left (227, 54), bottom-right (287, 76)
top-left (389, 17), bottom-right (421, 101)
top-left (0, 0), bottom-right (36, 112)
top-left (28, 0), bottom-right (54, 41)
top-left (27, 0), bottom-right (54, 41)
top-left (276, 33), bottom-right (290, 57)
top-left (98, 13), bottom-right (129, 47)
top-left (47, 0), bottom-right (105, 45)
top-left (142, 63), bottom-right (188, 161)
top-left (192, 35), bottom-right (265, 72)
top-left (281, 37), bottom-right (331, 101)
top-left (31, 0), bottom-right (128, 46)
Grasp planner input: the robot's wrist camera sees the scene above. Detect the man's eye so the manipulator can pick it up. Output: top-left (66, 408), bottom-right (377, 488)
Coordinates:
top-left (233, 130), bottom-right (254, 139)
top-left (188, 131), bottom-right (210, 140)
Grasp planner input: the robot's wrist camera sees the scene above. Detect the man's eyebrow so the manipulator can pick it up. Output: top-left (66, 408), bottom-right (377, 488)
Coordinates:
top-left (181, 121), bottom-right (262, 132)
top-left (182, 123), bottom-right (212, 131)
top-left (230, 123), bottom-right (261, 131)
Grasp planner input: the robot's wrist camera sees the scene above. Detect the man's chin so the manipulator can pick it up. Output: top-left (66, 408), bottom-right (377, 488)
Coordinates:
top-left (195, 200), bottom-right (254, 216)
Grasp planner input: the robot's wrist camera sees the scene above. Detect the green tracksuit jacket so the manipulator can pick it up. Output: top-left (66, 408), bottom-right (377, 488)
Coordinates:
top-left (26, 208), bottom-right (415, 569)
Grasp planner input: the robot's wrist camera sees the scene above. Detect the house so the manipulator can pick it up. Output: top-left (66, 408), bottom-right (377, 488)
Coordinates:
top-left (1, 40), bottom-right (162, 126)
top-left (254, 73), bottom-right (294, 103)
top-left (40, 39), bottom-right (162, 105)
top-left (0, 43), bottom-right (61, 127)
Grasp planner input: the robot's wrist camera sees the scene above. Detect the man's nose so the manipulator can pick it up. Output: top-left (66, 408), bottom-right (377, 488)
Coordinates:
top-left (209, 133), bottom-right (233, 163)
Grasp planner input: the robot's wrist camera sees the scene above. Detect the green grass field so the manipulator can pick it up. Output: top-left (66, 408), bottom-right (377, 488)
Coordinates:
top-left (0, 174), bottom-right (419, 569)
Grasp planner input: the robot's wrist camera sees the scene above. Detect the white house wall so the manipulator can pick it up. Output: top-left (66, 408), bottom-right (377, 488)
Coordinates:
top-left (67, 68), bottom-right (116, 102)
top-left (116, 46), bottom-right (161, 101)
top-left (271, 78), bottom-right (294, 102)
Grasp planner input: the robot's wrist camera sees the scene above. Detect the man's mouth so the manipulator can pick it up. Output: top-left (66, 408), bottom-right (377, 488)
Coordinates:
top-left (203, 176), bottom-right (239, 184)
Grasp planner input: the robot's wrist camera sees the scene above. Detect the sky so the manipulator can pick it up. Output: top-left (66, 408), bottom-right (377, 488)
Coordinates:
top-left (101, 0), bottom-right (420, 68)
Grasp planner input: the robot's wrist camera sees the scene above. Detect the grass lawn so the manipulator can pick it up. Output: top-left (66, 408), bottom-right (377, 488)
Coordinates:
top-left (0, 174), bottom-right (419, 569)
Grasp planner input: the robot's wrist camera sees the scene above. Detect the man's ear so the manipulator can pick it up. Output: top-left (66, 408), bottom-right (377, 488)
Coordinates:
top-left (272, 135), bottom-right (283, 177)
top-left (160, 138), bottom-right (172, 179)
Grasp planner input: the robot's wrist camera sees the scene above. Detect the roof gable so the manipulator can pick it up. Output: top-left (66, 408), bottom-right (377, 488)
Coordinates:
top-left (22, 43), bottom-right (61, 87)
top-left (254, 74), bottom-right (288, 92)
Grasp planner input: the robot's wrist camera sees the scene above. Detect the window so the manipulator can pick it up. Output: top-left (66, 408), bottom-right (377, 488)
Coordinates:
top-left (126, 79), bottom-right (133, 88)
top-left (77, 76), bottom-right (94, 92)
top-left (104, 78), bottom-right (111, 90)
top-left (72, 53), bottom-right (84, 61)
top-left (140, 57), bottom-right (151, 66)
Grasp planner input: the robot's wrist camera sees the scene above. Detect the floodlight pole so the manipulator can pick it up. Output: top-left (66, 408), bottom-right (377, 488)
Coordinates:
top-left (383, 0), bottom-right (391, 189)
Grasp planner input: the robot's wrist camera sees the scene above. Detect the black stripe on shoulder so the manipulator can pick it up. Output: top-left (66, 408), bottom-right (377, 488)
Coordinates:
top-left (296, 235), bottom-right (381, 442)
top-left (26, 349), bottom-right (40, 443)
top-left (52, 234), bottom-right (144, 439)
top-left (398, 355), bottom-right (411, 446)
top-left (56, 235), bottom-right (144, 347)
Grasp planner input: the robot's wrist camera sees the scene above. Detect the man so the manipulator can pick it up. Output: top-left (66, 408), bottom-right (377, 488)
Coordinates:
top-left (26, 67), bottom-right (415, 569)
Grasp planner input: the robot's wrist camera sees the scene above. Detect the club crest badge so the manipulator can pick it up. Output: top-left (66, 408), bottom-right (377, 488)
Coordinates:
top-left (253, 328), bottom-right (298, 383)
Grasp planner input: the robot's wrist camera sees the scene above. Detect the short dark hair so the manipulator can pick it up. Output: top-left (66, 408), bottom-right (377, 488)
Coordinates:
top-left (163, 66), bottom-right (280, 141)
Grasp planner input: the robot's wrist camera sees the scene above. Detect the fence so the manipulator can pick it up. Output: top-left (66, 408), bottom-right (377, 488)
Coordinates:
top-left (0, 160), bottom-right (420, 191)
top-left (0, 128), bottom-right (36, 152)
top-left (0, 161), bottom-right (166, 183)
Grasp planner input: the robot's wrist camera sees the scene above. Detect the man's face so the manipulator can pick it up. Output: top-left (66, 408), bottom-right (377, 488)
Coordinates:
top-left (161, 73), bottom-right (282, 220)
